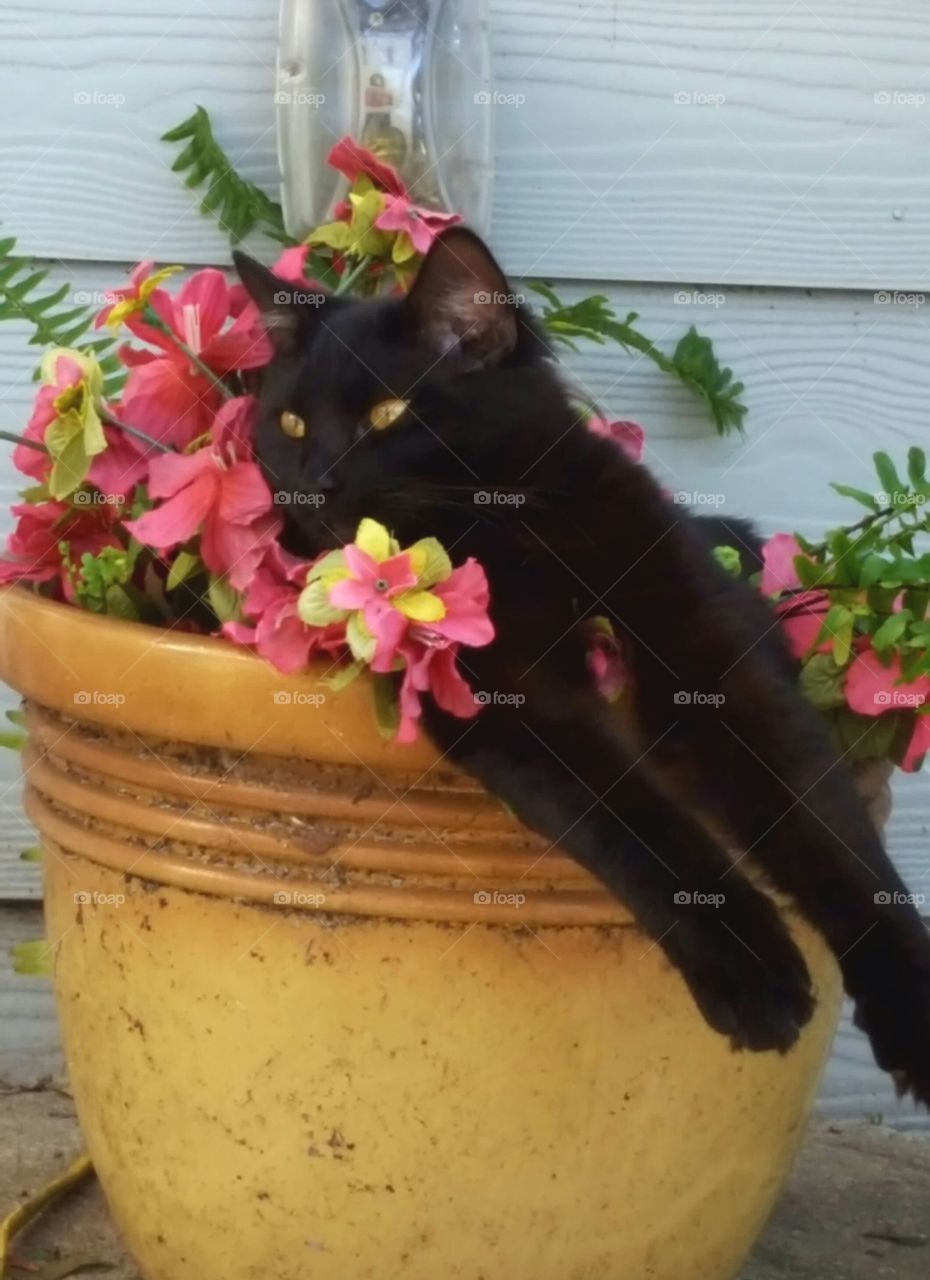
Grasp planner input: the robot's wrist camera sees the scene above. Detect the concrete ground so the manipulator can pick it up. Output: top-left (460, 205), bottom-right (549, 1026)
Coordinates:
top-left (1, 1091), bottom-right (928, 1278)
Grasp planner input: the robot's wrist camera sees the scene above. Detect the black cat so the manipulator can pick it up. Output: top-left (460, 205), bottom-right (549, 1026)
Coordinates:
top-left (235, 231), bottom-right (930, 1104)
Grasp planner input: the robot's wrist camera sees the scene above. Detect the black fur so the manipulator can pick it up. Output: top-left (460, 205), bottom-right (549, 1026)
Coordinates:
top-left (236, 232), bottom-right (930, 1102)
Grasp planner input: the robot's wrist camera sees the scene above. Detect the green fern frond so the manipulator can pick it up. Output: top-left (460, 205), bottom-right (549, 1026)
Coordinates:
top-left (0, 234), bottom-right (123, 396)
top-left (527, 282), bottom-right (746, 436)
top-left (163, 107), bottom-right (289, 244)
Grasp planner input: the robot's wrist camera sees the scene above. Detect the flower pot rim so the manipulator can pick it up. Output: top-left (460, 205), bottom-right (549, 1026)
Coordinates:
top-left (0, 585), bottom-right (440, 769)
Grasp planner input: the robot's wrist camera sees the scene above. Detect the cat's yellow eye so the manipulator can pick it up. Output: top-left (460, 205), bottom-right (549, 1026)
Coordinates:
top-left (369, 398), bottom-right (409, 431)
top-left (280, 410), bottom-right (306, 439)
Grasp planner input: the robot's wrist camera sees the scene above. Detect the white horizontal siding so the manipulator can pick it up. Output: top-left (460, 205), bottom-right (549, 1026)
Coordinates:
top-left (2, 0), bottom-right (930, 285)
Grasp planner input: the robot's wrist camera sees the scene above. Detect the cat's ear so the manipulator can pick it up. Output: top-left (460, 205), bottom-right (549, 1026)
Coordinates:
top-left (233, 251), bottom-right (313, 355)
top-left (403, 228), bottom-right (518, 369)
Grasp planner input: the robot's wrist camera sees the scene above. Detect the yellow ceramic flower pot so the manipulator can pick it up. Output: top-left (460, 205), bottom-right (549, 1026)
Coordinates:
top-left (0, 586), bottom-right (874, 1280)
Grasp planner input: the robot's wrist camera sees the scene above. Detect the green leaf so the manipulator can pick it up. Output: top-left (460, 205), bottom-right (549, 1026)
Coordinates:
top-left (526, 281), bottom-right (746, 436)
top-left (297, 579), bottom-right (346, 628)
top-left (206, 574), bottom-right (241, 624)
top-left (812, 603), bottom-right (854, 666)
top-left (830, 482), bottom-right (879, 512)
top-left (713, 544), bottom-right (742, 577)
top-left (872, 609), bottom-right (912, 652)
top-left (824, 706), bottom-right (902, 763)
top-left (20, 846), bottom-right (41, 862)
top-left (5, 708), bottom-right (25, 728)
top-left (0, 729), bottom-right (25, 750)
top-left (860, 554), bottom-right (891, 588)
top-left (11, 938), bottom-right (53, 977)
top-left (162, 107), bottom-right (290, 244)
top-left (320, 660), bottom-right (364, 692)
top-left (167, 549), bottom-right (201, 591)
top-left (798, 653), bottom-right (848, 711)
top-left (371, 673), bottom-right (399, 740)
top-left (907, 446), bottom-right (927, 488)
top-left (0, 232), bottom-right (120, 393)
top-left (874, 451), bottom-right (905, 502)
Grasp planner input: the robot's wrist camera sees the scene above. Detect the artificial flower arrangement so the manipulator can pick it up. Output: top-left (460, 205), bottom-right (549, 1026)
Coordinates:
top-left (0, 125), bottom-right (928, 768)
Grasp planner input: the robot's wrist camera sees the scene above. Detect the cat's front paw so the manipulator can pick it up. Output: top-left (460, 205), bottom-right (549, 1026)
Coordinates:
top-left (670, 893), bottom-right (816, 1053)
top-left (852, 929), bottom-right (930, 1108)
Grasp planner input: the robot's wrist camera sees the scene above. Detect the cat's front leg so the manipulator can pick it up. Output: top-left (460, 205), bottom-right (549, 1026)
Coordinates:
top-left (423, 697), bottom-right (815, 1053)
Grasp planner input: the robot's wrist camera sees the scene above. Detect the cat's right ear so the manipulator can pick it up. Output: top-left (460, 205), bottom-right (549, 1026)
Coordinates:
top-left (233, 251), bottom-right (309, 356)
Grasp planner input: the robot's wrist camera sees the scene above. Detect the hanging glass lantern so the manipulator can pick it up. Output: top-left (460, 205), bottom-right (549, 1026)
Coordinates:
top-left (276, 0), bottom-right (493, 237)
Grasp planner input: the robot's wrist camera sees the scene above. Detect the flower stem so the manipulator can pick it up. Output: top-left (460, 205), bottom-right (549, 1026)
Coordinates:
top-left (335, 254), bottom-right (372, 296)
top-left (0, 429), bottom-right (48, 454)
top-left (102, 409), bottom-right (173, 454)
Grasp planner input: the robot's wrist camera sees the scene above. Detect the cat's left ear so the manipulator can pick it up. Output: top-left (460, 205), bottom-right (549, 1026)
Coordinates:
top-left (233, 251), bottom-right (318, 355)
top-left (403, 228), bottom-right (518, 370)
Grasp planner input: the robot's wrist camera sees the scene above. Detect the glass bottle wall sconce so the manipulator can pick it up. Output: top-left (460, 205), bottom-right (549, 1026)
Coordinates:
top-left (276, 0), bottom-right (494, 238)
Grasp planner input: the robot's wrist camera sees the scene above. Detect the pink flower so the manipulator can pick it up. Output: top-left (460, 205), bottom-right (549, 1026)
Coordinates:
top-left (272, 245), bottom-right (313, 285)
top-left (846, 646), bottom-right (930, 771)
top-left (327, 136), bottom-right (407, 197)
top-left (761, 533), bottom-right (808, 595)
top-left (374, 194), bottom-right (462, 256)
top-left (395, 642), bottom-right (478, 744)
top-left (86, 422), bottom-right (151, 502)
top-left (587, 417), bottom-right (645, 464)
top-left (119, 268), bottom-right (272, 449)
top-left (0, 500), bottom-right (120, 596)
top-left (125, 398), bottom-right (279, 590)
top-left (773, 591), bottom-right (832, 660)
top-left (224, 544), bottom-right (345, 674)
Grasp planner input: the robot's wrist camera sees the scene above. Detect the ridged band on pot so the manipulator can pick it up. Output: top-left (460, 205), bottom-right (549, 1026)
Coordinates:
top-left (0, 588), bottom-right (894, 927)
